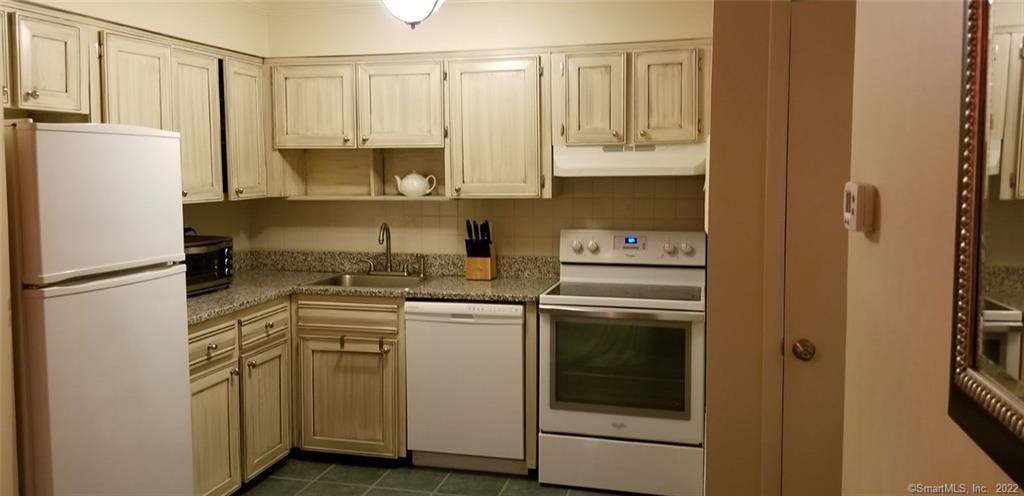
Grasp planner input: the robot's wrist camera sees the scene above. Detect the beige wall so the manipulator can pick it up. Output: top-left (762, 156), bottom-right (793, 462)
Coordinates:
top-left (842, 1), bottom-right (1011, 493)
top-left (265, 1), bottom-right (712, 57)
top-left (35, 0), bottom-right (270, 55)
top-left (247, 177), bottom-right (704, 255)
top-left (183, 200), bottom-right (254, 250)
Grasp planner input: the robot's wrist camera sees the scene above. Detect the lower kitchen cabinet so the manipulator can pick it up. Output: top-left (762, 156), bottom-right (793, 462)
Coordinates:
top-left (190, 361), bottom-right (242, 496)
top-left (299, 335), bottom-right (399, 457)
top-left (188, 299), bottom-right (291, 495)
top-left (241, 338), bottom-right (291, 480)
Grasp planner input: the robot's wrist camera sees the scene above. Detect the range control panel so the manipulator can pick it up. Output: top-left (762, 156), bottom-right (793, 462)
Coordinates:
top-left (559, 229), bottom-right (707, 267)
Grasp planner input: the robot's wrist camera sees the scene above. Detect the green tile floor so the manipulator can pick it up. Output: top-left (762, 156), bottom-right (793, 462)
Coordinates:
top-left (239, 457), bottom-right (631, 496)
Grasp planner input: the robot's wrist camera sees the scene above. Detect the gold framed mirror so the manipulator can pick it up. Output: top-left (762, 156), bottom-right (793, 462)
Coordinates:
top-left (950, 0), bottom-right (1024, 480)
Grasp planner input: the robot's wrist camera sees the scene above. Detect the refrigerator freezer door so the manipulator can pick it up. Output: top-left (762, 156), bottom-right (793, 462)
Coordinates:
top-left (19, 264), bottom-right (193, 495)
top-left (13, 123), bottom-right (184, 285)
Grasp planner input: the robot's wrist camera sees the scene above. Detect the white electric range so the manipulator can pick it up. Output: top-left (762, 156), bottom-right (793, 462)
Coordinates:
top-left (538, 229), bottom-right (706, 496)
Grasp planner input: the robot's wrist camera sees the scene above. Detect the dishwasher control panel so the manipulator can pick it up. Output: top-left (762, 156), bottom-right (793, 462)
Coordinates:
top-left (405, 301), bottom-right (524, 317)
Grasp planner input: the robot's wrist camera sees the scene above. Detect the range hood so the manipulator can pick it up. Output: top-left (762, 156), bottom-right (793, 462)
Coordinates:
top-left (553, 142), bottom-right (707, 177)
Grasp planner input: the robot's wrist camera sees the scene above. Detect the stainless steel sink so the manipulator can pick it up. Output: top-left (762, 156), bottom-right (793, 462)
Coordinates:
top-left (306, 274), bottom-right (424, 289)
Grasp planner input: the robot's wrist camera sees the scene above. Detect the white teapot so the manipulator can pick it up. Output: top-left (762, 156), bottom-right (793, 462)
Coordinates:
top-left (394, 171), bottom-right (437, 197)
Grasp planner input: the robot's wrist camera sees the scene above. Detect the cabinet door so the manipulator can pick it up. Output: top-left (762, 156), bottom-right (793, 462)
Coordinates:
top-left (566, 52), bottom-right (626, 145)
top-left (447, 56), bottom-right (541, 198)
top-left (173, 49), bottom-right (223, 203)
top-left (634, 48), bottom-right (699, 144)
top-left (191, 362), bottom-right (242, 496)
top-left (357, 61), bottom-right (443, 148)
top-left (241, 339), bottom-right (291, 481)
top-left (102, 33), bottom-right (173, 130)
top-left (273, 64), bottom-right (356, 148)
top-left (224, 59), bottom-right (267, 200)
top-left (15, 14), bottom-right (87, 113)
top-left (0, 11), bottom-right (11, 107)
top-left (300, 335), bottom-right (397, 457)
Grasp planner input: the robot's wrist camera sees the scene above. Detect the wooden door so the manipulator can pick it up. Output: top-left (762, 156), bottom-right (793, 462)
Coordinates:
top-left (634, 48), bottom-right (699, 144)
top-left (781, 3), bottom-right (854, 494)
top-left (224, 59), bottom-right (267, 200)
top-left (241, 340), bottom-right (291, 481)
top-left (172, 49), bottom-right (223, 203)
top-left (15, 14), bottom-right (87, 113)
top-left (356, 61), bottom-right (443, 148)
top-left (272, 64), bottom-right (355, 148)
top-left (300, 335), bottom-right (397, 457)
top-left (191, 362), bottom-right (242, 496)
top-left (102, 33), bottom-right (172, 130)
top-left (566, 52), bottom-right (626, 145)
top-left (447, 56), bottom-right (541, 198)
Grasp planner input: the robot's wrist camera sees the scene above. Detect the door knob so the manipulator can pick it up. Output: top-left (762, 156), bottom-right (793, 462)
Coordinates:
top-left (792, 339), bottom-right (816, 361)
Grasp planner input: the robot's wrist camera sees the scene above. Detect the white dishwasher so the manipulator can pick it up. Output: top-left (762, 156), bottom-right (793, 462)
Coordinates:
top-left (405, 301), bottom-right (525, 460)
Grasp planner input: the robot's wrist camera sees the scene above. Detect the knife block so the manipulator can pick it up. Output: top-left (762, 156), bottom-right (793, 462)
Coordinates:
top-left (465, 252), bottom-right (497, 281)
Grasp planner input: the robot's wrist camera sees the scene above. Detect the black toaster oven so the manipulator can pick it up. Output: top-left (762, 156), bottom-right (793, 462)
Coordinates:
top-left (184, 229), bottom-right (233, 296)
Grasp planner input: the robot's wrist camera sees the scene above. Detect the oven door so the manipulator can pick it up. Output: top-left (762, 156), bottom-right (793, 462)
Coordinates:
top-left (539, 304), bottom-right (704, 446)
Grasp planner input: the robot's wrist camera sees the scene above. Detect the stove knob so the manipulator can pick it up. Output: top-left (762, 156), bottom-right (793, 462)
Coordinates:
top-left (680, 242), bottom-right (696, 256)
top-left (663, 243), bottom-right (678, 255)
top-left (587, 240), bottom-right (600, 253)
top-left (571, 239), bottom-right (584, 253)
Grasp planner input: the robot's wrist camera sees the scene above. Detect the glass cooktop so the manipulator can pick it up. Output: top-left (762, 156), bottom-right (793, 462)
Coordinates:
top-left (547, 282), bottom-right (702, 302)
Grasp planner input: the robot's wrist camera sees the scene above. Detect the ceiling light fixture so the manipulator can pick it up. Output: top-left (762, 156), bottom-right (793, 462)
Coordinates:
top-left (382, 0), bottom-right (445, 29)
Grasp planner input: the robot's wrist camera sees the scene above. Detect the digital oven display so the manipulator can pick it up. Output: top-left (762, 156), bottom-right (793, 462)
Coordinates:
top-left (614, 235), bottom-right (647, 251)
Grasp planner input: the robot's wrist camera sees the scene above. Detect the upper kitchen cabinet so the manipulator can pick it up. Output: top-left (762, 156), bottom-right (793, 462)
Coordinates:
top-left (272, 64), bottom-right (356, 149)
top-left (101, 33), bottom-right (173, 130)
top-left (14, 14), bottom-right (89, 113)
top-left (172, 49), bottom-right (223, 203)
top-left (356, 61), bottom-right (443, 148)
top-left (634, 48), bottom-right (699, 144)
top-left (224, 59), bottom-right (267, 200)
top-left (564, 52), bottom-right (626, 145)
top-left (447, 56), bottom-right (542, 198)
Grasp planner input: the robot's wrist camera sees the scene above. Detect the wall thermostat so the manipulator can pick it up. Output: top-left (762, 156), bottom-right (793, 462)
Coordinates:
top-left (843, 182), bottom-right (877, 233)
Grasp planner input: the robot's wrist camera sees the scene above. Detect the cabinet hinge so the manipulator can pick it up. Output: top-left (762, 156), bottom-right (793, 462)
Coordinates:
top-left (539, 64), bottom-right (544, 77)
top-left (97, 41), bottom-right (103, 58)
top-left (560, 63), bottom-right (564, 77)
top-left (1012, 171), bottom-right (1018, 190)
top-left (444, 125), bottom-right (449, 139)
top-left (697, 119), bottom-right (704, 135)
top-left (698, 56), bottom-right (703, 71)
top-left (560, 123), bottom-right (565, 137)
top-left (541, 174), bottom-right (546, 188)
top-left (443, 71), bottom-right (448, 81)
top-left (1019, 40), bottom-right (1023, 59)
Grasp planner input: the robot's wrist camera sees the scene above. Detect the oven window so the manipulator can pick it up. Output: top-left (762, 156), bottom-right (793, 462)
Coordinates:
top-left (185, 251), bottom-right (223, 284)
top-left (552, 317), bottom-right (689, 416)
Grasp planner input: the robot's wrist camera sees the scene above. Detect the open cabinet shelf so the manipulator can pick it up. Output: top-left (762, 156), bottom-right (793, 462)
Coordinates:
top-left (280, 148), bottom-right (448, 201)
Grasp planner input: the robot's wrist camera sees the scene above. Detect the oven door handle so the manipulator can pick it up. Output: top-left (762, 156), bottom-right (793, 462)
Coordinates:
top-left (539, 305), bottom-right (705, 322)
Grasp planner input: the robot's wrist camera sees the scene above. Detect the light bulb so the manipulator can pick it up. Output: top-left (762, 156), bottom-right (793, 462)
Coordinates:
top-left (382, 0), bottom-right (445, 29)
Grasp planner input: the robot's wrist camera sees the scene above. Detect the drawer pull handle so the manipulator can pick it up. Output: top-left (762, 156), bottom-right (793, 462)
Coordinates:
top-left (207, 343), bottom-right (218, 352)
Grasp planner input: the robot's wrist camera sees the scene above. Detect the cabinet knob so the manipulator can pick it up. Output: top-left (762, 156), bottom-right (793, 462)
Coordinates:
top-left (26, 89), bottom-right (39, 100)
top-left (207, 342), bottom-right (218, 351)
top-left (379, 339), bottom-right (391, 354)
top-left (2, 86), bottom-right (9, 97)
top-left (361, 136), bottom-right (369, 143)
top-left (343, 136), bottom-right (350, 143)
top-left (234, 187), bottom-right (244, 196)
top-left (246, 359), bottom-right (257, 368)
top-left (265, 321), bottom-right (275, 331)
top-left (454, 186), bottom-right (462, 195)
top-left (181, 190), bottom-right (189, 198)
top-left (639, 129), bottom-right (648, 138)
top-left (230, 367), bottom-right (239, 376)
top-left (611, 130), bottom-right (620, 138)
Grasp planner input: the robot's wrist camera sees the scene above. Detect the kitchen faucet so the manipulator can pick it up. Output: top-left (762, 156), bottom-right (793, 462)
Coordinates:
top-left (378, 222), bottom-right (393, 273)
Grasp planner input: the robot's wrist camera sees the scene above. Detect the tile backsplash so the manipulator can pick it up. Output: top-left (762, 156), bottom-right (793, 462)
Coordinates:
top-left (186, 177), bottom-right (705, 257)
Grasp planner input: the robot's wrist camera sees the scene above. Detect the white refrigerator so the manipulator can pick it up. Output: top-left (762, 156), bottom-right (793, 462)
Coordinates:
top-left (8, 123), bottom-right (194, 495)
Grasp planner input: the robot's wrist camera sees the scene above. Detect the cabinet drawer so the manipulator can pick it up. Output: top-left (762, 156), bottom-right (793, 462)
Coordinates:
top-left (189, 322), bottom-right (237, 371)
top-left (239, 303), bottom-right (290, 350)
top-left (296, 298), bottom-right (399, 334)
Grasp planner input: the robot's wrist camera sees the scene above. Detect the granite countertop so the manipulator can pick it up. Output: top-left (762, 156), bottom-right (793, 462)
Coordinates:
top-left (187, 270), bottom-right (558, 326)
